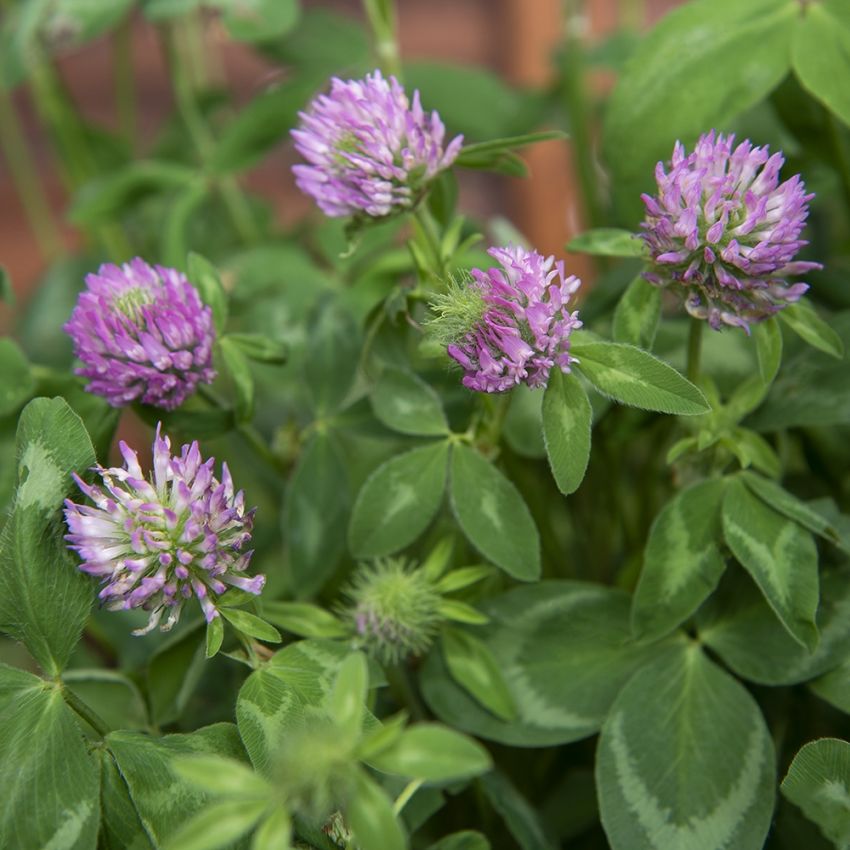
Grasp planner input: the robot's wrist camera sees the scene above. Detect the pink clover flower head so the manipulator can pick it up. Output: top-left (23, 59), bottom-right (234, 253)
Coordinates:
top-left (64, 258), bottom-right (216, 410)
top-left (64, 425), bottom-right (262, 635)
top-left (640, 131), bottom-right (821, 331)
top-left (438, 245), bottom-right (582, 393)
top-left (291, 69), bottom-right (463, 218)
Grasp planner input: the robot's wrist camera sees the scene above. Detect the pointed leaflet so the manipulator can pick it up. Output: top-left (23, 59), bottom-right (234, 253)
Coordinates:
top-left (571, 341), bottom-right (709, 415)
top-left (450, 444), bottom-right (540, 580)
top-left (421, 581), bottom-right (675, 746)
top-left (722, 477), bottom-right (819, 651)
top-left (542, 370), bottom-right (592, 496)
top-left (631, 478), bottom-right (727, 640)
top-left (346, 768), bottom-right (407, 850)
top-left (349, 441), bottom-right (449, 558)
top-left (753, 317), bottom-right (782, 385)
top-left (284, 433), bottom-right (349, 597)
top-left (371, 368), bottom-right (449, 436)
top-left (566, 228), bottom-right (646, 258)
top-left (779, 301), bottom-right (845, 359)
top-left (612, 276), bottom-right (661, 349)
top-left (596, 645), bottom-right (776, 850)
top-left (810, 660), bottom-right (850, 714)
top-left (0, 397), bottom-right (96, 675)
top-left (781, 738), bottom-right (850, 848)
top-left (0, 665), bottom-right (100, 850)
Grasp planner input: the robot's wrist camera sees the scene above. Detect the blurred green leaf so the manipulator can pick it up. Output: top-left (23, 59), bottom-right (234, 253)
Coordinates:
top-left (0, 338), bottom-right (34, 416)
top-left (779, 301), bottom-right (845, 359)
top-left (217, 0), bottom-right (300, 43)
top-left (346, 768), bottom-right (407, 850)
top-left (542, 370), bottom-right (592, 496)
top-left (220, 608), bottom-right (281, 643)
top-left (567, 228), bottom-right (646, 258)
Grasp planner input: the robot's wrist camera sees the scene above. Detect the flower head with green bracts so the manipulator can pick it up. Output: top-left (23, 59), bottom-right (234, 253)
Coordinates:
top-left (640, 131), bottom-right (821, 331)
top-left (64, 258), bottom-right (216, 409)
top-left (64, 424), bottom-right (262, 635)
top-left (430, 245), bottom-right (582, 393)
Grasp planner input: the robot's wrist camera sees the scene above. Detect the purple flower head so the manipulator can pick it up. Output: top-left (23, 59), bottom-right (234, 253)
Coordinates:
top-left (432, 245), bottom-right (582, 393)
top-left (640, 131), bottom-right (822, 331)
top-left (291, 70), bottom-right (463, 218)
top-left (64, 258), bottom-right (216, 410)
top-left (64, 425), bottom-right (262, 635)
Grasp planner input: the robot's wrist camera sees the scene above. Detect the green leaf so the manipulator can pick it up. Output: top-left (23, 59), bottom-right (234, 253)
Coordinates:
top-left (566, 228), bottom-right (646, 258)
top-left (427, 832), bottom-right (490, 850)
top-left (781, 738), bottom-right (850, 848)
top-left (571, 341), bottom-right (709, 415)
top-left (753, 317), bottom-right (783, 385)
top-left (0, 666), bottom-right (99, 850)
top-left (596, 645), bottom-right (776, 850)
top-left (148, 626), bottom-right (206, 726)
top-left (779, 301), bottom-right (845, 359)
top-left (346, 768), bottom-right (407, 850)
top-left (283, 433), bottom-right (349, 598)
top-left (456, 131), bottom-right (567, 161)
top-left (422, 582), bottom-right (674, 746)
top-left (224, 332), bottom-right (287, 365)
top-left (369, 723), bottom-right (492, 782)
top-left (449, 444), bottom-right (540, 581)
top-left (479, 772), bottom-right (556, 850)
top-left (722, 477), bottom-right (819, 651)
top-left (792, 0), bottom-right (850, 127)
top-left (435, 565), bottom-right (491, 593)
top-left (542, 370), bottom-right (592, 496)
top-left (217, 0), bottom-right (300, 43)
top-left (205, 616), bottom-right (224, 658)
top-left (438, 599), bottom-right (489, 625)
top-left (327, 652), bottom-right (368, 744)
top-left (187, 252), bottom-right (229, 335)
top-left (260, 601), bottom-right (348, 638)
top-left (251, 808), bottom-right (292, 850)
top-left (358, 712), bottom-right (409, 762)
top-left (220, 608), bottom-right (281, 643)
top-left (163, 797), bottom-right (270, 850)
top-left (349, 441), bottom-right (449, 558)
top-left (0, 397), bottom-right (96, 675)
top-left (172, 755), bottom-right (270, 798)
top-left (631, 478), bottom-right (727, 640)
top-left (0, 338), bottom-right (33, 416)
top-left (603, 0), bottom-right (796, 220)
top-left (371, 368), bottom-right (449, 436)
top-left (107, 723), bottom-right (248, 846)
top-left (503, 384), bottom-right (546, 459)
top-left (699, 568), bottom-right (850, 686)
top-left (304, 299), bottom-right (361, 414)
top-left (97, 748), bottom-right (154, 850)
top-left (613, 276), bottom-right (662, 349)
top-left (441, 626), bottom-right (517, 722)
top-left (810, 659), bottom-right (850, 714)
top-left (218, 336), bottom-right (254, 423)
top-left (741, 472), bottom-right (840, 545)
top-left (52, 0), bottom-right (134, 44)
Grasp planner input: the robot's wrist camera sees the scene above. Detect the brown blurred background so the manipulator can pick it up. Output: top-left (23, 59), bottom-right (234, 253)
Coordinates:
top-left (0, 0), bottom-right (680, 308)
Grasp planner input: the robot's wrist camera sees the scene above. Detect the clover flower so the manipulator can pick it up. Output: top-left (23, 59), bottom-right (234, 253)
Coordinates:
top-left (291, 70), bottom-right (463, 218)
top-left (640, 131), bottom-right (821, 331)
top-left (431, 245), bottom-right (582, 393)
top-left (64, 425), bottom-right (261, 635)
top-left (343, 558), bottom-right (442, 664)
top-left (64, 258), bottom-right (216, 410)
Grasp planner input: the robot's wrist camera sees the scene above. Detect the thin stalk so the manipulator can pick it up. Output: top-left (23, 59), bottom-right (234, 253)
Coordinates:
top-left (412, 204), bottom-right (444, 278)
top-left (0, 81), bottom-right (63, 260)
top-left (392, 779), bottom-right (424, 816)
top-left (62, 683), bottom-right (111, 737)
top-left (562, 0), bottom-right (604, 230)
top-left (163, 25), bottom-right (260, 245)
top-left (686, 317), bottom-right (703, 383)
top-left (362, 0), bottom-right (402, 78)
top-left (114, 17), bottom-right (137, 151)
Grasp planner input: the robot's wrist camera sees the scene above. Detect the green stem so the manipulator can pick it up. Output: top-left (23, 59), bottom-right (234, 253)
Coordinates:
top-left (686, 317), bottom-right (703, 383)
top-left (562, 0), bottom-right (604, 230)
top-left (392, 779), bottom-right (424, 816)
top-left (412, 204), bottom-right (444, 279)
top-left (114, 17), bottom-right (137, 150)
top-left (163, 25), bottom-right (260, 245)
top-left (362, 0), bottom-right (402, 78)
top-left (0, 80), bottom-right (63, 260)
top-left (62, 683), bottom-right (110, 737)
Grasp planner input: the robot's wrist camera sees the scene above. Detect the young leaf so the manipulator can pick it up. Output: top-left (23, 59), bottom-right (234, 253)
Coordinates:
top-left (753, 317), bottom-right (782, 385)
top-left (449, 444), bottom-right (540, 581)
top-left (722, 477), bottom-right (819, 651)
top-left (251, 807), bottom-right (292, 850)
top-left (427, 831), bottom-right (490, 850)
top-left (542, 370), bottom-right (592, 496)
top-left (218, 336), bottom-right (254, 423)
top-left (187, 252), bottom-right (229, 334)
top-left (435, 565), bottom-right (492, 593)
top-left (327, 652), bottom-right (368, 744)
top-left (779, 301), bottom-right (845, 359)
top-left (438, 599), bottom-right (489, 625)
top-left (596, 645), bottom-right (776, 850)
top-left (441, 626), bottom-right (517, 722)
top-left (612, 276), bottom-right (662, 349)
top-left (631, 478), bottom-right (727, 640)
top-left (260, 601), bottom-right (348, 639)
top-left (346, 768), bottom-right (407, 850)
top-left (809, 659), bottom-right (850, 714)
top-left (371, 368), bottom-right (449, 436)
top-left (369, 723), bottom-right (492, 782)
top-left (225, 332), bottom-right (288, 365)
top-left (571, 341), bottom-right (710, 415)
top-left (162, 798), bottom-right (269, 850)
top-left (172, 755), bottom-right (270, 798)
top-left (781, 738), bottom-right (850, 848)
top-left (566, 228), bottom-right (646, 258)
top-left (349, 441), bottom-right (449, 558)
top-left (220, 609), bottom-right (281, 644)
top-left (205, 616), bottom-right (225, 658)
